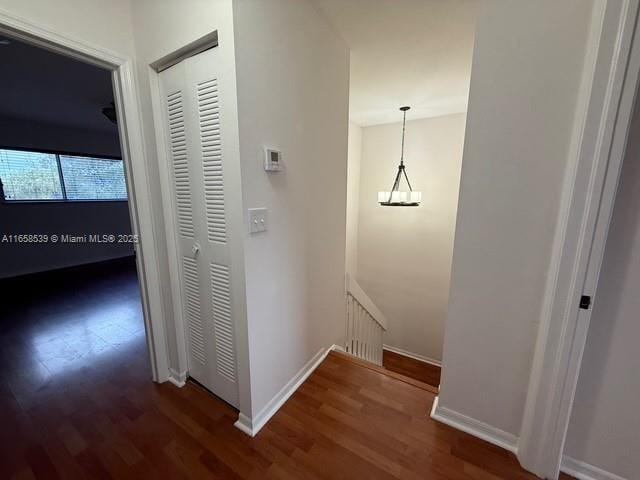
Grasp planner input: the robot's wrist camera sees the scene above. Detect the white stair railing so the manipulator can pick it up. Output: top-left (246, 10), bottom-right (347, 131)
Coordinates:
top-left (345, 273), bottom-right (387, 365)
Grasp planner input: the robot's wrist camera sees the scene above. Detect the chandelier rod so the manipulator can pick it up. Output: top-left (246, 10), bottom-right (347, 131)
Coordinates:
top-left (400, 106), bottom-right (407, 166)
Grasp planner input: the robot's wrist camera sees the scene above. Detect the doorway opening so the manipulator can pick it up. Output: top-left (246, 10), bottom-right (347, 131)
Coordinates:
top-left (314, 2), bottom-right (478, 388)
top-left (0, 35), bottom-right (155, 412)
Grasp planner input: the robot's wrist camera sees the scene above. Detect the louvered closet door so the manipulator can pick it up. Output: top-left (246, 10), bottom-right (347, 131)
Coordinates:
top-left (159, 47), bottom-right (238, 408)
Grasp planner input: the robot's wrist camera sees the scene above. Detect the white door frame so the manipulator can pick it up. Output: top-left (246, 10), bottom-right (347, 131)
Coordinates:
top-left (0, 9), bottom-right (171, 382)
top-left (518, 0), bottom-right (640, 477)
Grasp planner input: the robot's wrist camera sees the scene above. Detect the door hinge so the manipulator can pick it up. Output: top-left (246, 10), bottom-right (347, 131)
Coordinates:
top-left (579, 295), bottom-right (592, 310)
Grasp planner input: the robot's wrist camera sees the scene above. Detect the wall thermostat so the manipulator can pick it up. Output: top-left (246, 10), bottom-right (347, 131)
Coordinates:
top-left (264, 148), bottom-right (283, 172)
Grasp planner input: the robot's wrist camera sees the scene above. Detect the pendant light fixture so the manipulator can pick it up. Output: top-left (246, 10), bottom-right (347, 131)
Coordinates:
top-left (378, 106), bottom-right (422, 206)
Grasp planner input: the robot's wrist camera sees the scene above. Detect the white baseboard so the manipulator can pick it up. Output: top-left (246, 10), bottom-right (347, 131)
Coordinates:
top-left (234, 413), bottom-right (254, 437)
top-left (561, 456), bottom-right (626, 480)
top-left (167, 368), bottom-right (186, 388)
top-left (383, 344), bottom-right (442, 367)
top-left (430, 396), bottom-right (518, 454)
top-left (233, 344), bottom-right (339, 437)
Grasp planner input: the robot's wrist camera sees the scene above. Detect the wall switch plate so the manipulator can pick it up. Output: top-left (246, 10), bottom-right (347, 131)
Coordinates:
top-left (248, 208), bottom-right (268, 234)
top-left (264, 148), bottom-right (283, 172)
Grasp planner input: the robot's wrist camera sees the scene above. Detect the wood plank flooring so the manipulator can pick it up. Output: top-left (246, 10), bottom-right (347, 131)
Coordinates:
top-left (0, 260), bottom-right (567, 479)
top-left (382, 349), bottom-right (442, 388)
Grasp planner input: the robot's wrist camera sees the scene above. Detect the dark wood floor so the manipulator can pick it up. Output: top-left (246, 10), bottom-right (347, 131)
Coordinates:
top-left (382, 349), bottom-right (442, 388)
top-left (0, 261), bottom-right (562, 479)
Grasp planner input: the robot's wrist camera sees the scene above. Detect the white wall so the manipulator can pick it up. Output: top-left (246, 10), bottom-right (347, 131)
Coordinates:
top-left (438, 0), bottom-right (595, 436)
top-left (232, 0), bottom-right (349, 417)
top-left (0, 1), bottom-right (135, 56)
top-left (356, 114), bottom-right (465, 362)
top-left (563, 96), bottom-right (640, 479)
top-left (346, 121), bottom-right (362, 275)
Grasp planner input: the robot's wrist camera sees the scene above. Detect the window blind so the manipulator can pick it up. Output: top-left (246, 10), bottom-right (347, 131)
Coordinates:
top-left (59, 155), bottom-right (127, 200)
top-left (0, 148), bottom-right (127, 201)
top-left (0, 149), bottom-right (63, 200)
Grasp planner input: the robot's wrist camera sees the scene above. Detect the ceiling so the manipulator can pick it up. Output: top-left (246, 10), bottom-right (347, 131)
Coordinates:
top-left (311, 0), bottom-right (478, 126)
top-left (0, 3), bottom-right (477, 131)
top-left (0, 36), bottom-right (117, 134)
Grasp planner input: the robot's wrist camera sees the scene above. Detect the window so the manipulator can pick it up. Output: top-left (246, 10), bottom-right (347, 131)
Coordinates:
top-left (0, 148), bottom-right (127, 201)
top-left (0, 150), bottom-right (63, 200)
top-left (60, 155), bottom-right (127, 200)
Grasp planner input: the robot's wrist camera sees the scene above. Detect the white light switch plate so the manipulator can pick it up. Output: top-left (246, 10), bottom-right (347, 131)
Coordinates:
top-left (248, 208), bottom-right (267, 234)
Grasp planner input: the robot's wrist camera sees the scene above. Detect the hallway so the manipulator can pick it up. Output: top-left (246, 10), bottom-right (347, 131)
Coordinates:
top-left (0, 260), bottom-right (544, 479)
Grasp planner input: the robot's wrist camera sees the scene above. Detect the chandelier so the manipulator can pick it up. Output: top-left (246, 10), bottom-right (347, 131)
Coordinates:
top-left (378, 106), bottom-right (422, 206)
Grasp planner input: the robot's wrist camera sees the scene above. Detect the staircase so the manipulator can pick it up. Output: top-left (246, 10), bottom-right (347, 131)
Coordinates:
top-left (344, 274), bottom-right (387, 366)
